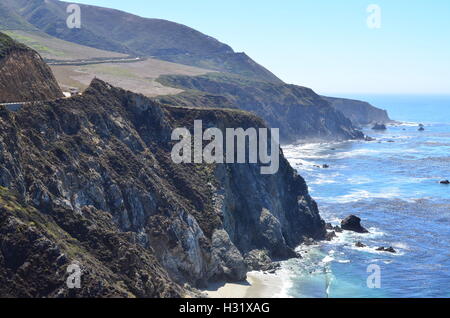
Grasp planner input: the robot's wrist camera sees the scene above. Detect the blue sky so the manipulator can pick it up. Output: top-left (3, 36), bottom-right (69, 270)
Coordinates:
top-left (74, 0), bottom-right (450, 95)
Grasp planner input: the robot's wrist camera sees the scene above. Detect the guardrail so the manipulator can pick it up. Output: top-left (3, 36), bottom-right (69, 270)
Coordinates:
top-left (0, 102), bottom-right (28, 111)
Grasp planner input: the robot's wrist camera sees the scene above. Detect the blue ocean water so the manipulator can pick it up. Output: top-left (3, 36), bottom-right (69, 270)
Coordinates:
top-left (281, 95), bottom-right (450, 298)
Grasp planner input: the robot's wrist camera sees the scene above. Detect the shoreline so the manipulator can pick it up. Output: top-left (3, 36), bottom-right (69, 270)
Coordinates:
top-left (204, 271), bottom-right (289, 298)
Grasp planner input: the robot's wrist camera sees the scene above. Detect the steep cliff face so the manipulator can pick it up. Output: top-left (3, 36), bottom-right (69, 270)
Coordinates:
top-left (0, 187), bottom-right (182, 298)
top-left (0, 79), bottom-right (325, 297)
top-left (157, 74), bottom-right (365, 144)
top-left (322, 96), bottom-right (391, 126)
top-left (0, 32), bottom-right (62, 103)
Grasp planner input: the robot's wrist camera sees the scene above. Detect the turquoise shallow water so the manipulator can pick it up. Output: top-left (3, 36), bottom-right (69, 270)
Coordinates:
top-left (281, 95), bottom-right (450, 298)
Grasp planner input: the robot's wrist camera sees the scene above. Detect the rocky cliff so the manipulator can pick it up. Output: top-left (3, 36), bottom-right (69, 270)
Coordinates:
top-left (156, 74), bottom-right (365, 144)
top-left (322, 96), bottom-right (391, 126)
top-left (0, 32), bottom-right (62, 103)
top-left (0, 78), bottom-right (325, 297)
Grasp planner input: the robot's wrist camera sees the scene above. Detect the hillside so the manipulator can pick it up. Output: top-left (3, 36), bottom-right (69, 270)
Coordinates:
top-left (49, 57), bottom-right (213, 96)
top-left (3, 30), bottom-right (127, 61)
top-left (1, 0), bottom-right (281, 83)
top-left (0, 1), bottom-right (385, 144)
top-left (0, 32), bottom-right (62, 103)
top-left (156, 74), bottom-right (365, 143)
top-left (0, 1), bottom-right (38, 31)
top-left (323, 96), bottom-right (391, 126)
top-left (0, 30), bottom-right (213, 96)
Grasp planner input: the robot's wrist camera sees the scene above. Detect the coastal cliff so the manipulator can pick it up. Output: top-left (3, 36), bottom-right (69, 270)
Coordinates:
top-left (322, 96), bottom-right (391, 126)
top-left (156, 74), bottom-right (364, 143)
top-left (0, 77), bottom-right (325, 297)
top-left (0, 32), bottom-right (62, 103)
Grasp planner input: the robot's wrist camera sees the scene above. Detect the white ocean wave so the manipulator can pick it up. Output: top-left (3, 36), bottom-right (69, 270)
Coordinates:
top-left (346, 176), bottom-right (373, 185)
top-left (270, 267), bottom-right (294, 298)
top-left (315, 188), bottom-right (403, 204)
top-left (338, 260), bottom-right (351, 263)
top-left (309, 172), bottom-right (341, 185)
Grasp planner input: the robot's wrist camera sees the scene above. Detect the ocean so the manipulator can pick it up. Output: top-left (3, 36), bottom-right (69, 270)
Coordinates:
top-left (280, 95), bottom-right (450, 298)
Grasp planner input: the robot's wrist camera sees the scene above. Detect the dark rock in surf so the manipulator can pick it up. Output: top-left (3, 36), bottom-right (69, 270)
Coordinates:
top-left (376, 247), bottom-right (397, 253)
top-left (303, 237), bottom-right (316, 246)
top-left (326, 223), bottom-right (343, 233)
top-left (372, 123), bottom-right (387, 130)
top-left (355, 241), bottom-right (366, 248)
top-left (325, 231), bottom-right (337, 241)
top-left (341, 215), bottom-right (369, 233)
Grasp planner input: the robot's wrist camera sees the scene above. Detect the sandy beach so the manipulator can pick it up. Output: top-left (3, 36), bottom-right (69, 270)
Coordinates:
top-left (204, 271), bottom-right (288, 298)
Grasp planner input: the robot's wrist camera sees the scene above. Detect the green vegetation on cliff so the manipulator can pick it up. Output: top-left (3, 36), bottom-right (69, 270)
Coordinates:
top-left (0, 31), bottom-right (28, 58)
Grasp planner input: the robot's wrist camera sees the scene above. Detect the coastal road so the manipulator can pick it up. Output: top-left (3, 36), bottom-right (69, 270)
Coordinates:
top-left (46, 57), bottom-right (147, 66)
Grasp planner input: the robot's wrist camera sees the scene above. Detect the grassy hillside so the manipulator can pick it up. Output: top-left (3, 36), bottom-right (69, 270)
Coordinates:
top-left (2, 30), bottom-right (127, 61)
top-left (50, 58), bottom-right (212, 95)
top-left (0, 2), bottom-right (38, 31)
top-left (1, 30), bottom-right (212, 95)
top-left (1, 0), bottom-right (281, 83)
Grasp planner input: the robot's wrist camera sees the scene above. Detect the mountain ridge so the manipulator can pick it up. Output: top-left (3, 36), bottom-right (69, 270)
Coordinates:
top-left (0, 1), bottom-right (392, 142)
top-left (1, 0), bottom-right (282, 83)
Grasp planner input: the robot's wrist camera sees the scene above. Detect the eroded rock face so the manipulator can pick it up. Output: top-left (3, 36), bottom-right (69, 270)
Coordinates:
top-left (0, 79), bottom-right (325, 296)
top-left (0, 32), bottom-right (63, 103)
top-left (0, 189), bottom-right (182, 298)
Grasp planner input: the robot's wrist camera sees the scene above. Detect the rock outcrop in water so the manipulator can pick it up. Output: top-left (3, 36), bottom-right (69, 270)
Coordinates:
top-left (372, 123), bottom-right (387, 131)
top-left (376, 247), bottom-right (397, 253)
top-left (0, 32), bottom-right (62, 103)
top-left (0, 75), bottom-right (326, 297)
top-left (341, 215), bottom-right (369, 233)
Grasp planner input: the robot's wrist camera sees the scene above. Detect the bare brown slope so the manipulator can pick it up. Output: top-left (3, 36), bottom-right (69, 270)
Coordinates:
top-left (0, 32), bottom-right (62, 103)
